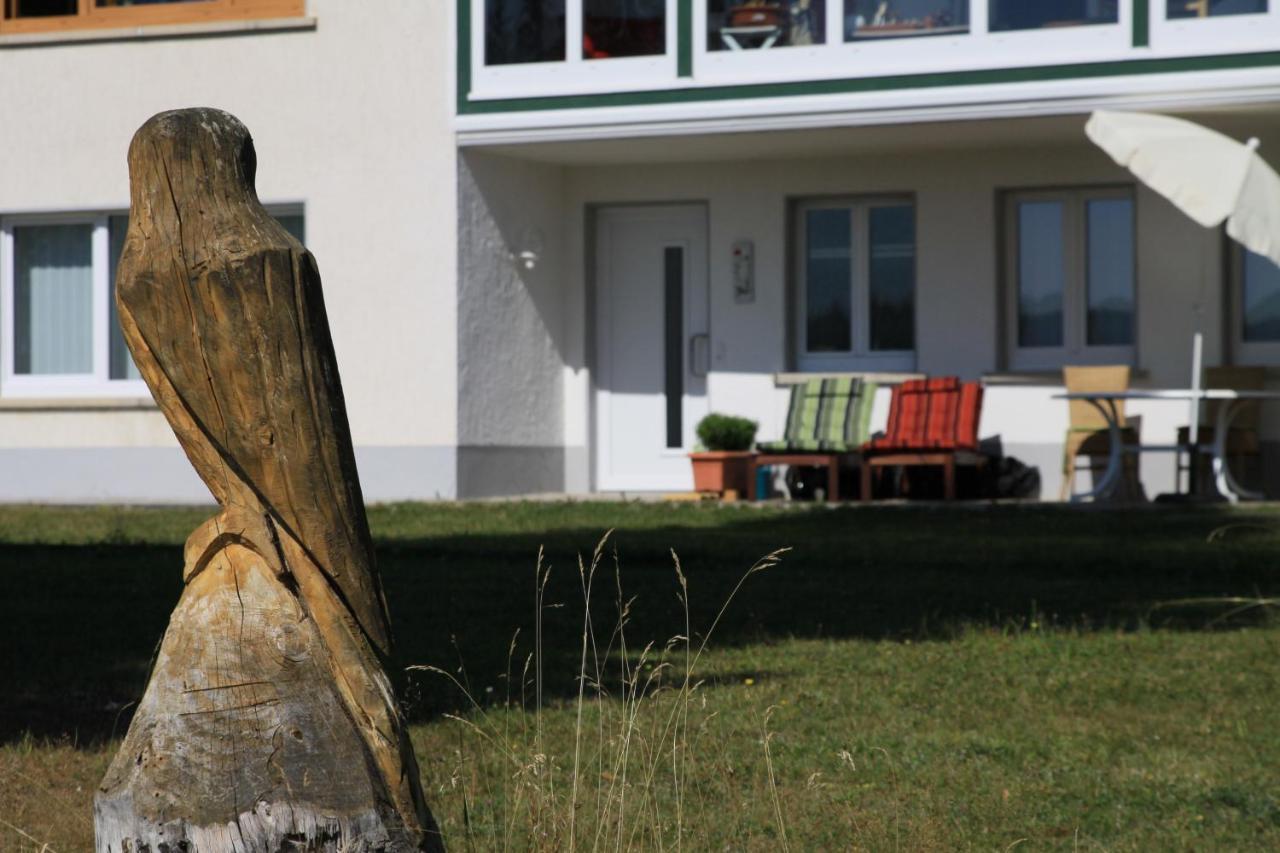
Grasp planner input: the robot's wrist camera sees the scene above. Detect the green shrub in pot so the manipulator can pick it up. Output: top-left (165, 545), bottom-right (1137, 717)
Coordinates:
top-left (695, 413), bottom-right (758, 452)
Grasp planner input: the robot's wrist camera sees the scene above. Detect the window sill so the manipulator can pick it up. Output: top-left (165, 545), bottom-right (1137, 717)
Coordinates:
top-left (774, 370), bottom-right (925, 386)
top-left (0, 397), bottom-right (158, 412)
top-left (982, 369), bottom-right (1150, 386)
top-left (0, 15), bottom-right (315, 49)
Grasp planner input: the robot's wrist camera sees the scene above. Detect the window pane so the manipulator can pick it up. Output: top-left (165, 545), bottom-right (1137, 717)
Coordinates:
top-left (94, 0), bottom-right (210, 6)
top-left (1016, 201), bottom-right (1065, 348)
top-left (663, 247), bottom-right (684, 449)
top-left (989, 0), bottom-right (1118, 31)
top-left (107, 215), bottom-right (142, 381)
top-left (805, 208), bottom-right (853, 353)
top-left (844, 0), bottom-right (969, 40)
top-left (1243, 250), bottom-right (1280, 342)
top-left (868, 205), bottom-right (915, 351)
top-left (7, 0), bottom-right (77, 17)
top-left (14, 224), bottom-right (93, 376)
top-left (275, 213), bottom-right (305, 246)
top-left (585, 0), bottom-right (664, 58)
top-left (1168, 0), bottom-right (1266, 18)
top-left (1085, 198), bottom-right (1134, 346)
top-left (486, 0), bottom-right (565, 65)
top-left (707, 0), bottom-right (825, 51)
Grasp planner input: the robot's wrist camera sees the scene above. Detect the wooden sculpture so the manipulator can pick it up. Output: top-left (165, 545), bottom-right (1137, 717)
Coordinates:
top-left (95, 109), bottom-right (442, 852)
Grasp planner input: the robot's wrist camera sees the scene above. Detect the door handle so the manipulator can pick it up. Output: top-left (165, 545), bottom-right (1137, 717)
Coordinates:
top-left (689, 333), bottom-right (710, 378)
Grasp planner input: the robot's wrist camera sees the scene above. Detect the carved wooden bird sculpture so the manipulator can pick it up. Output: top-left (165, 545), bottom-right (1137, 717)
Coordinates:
top-left (95, 108), bottom-right (441, 852)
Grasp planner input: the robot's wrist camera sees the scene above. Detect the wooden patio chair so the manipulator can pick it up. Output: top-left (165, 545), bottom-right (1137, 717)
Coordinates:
top-left (752, 377), bottom-right (877, 501)
top-left (1060, 365), bottom-right (1142, 501)
top-left (1176, 365), bottom-right (1266, 496)
top-left (860, 377), bottom-right (986, 501)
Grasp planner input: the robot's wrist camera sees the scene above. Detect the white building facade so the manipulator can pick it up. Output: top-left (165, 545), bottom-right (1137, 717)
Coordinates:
top-left (4, 0), bottom-right (1280, 501)
top-left (1, 0), bottom-right (459, 501)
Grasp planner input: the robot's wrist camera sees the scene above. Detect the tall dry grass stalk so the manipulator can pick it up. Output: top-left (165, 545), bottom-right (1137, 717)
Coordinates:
top-left (409, 534), bottom-right (788, 851)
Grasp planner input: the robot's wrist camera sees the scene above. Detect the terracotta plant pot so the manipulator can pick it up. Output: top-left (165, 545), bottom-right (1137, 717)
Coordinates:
top-left (689, 450), bottom-right (755, 496)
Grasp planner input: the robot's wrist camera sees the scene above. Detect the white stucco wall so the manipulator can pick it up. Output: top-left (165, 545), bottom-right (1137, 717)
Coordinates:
top-left (456, 150), bottom-right (573, 496)
top-left (0, 0), bottom-right (458, 501)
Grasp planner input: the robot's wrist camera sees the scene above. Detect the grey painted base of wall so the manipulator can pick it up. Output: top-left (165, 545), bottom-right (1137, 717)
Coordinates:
top-left (5, 441), bottom-right (1276, 505)
top-left (0, 445), bottom-right (457, 504)
top-left (457, 445), bottom-right (589, 498)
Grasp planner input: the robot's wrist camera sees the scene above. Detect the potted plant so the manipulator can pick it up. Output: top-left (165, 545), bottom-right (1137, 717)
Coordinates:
top-left (690, 413), bottom-right (758, 496)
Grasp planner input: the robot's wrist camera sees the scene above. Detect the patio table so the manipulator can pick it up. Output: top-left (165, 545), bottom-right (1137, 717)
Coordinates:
top-left (1055, 389), bottom-right (1280, 503)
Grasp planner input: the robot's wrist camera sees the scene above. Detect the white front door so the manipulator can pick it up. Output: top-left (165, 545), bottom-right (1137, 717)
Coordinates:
top-left (595, 205), bottom-right (709, 492)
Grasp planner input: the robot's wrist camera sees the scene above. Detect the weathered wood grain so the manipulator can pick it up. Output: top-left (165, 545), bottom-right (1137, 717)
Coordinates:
top-left (95, 108), bottom-right (442, 852)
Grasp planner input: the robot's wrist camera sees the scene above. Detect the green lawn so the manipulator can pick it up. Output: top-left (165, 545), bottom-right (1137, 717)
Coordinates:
top-left (2, 501), bottom-right (1279, 850)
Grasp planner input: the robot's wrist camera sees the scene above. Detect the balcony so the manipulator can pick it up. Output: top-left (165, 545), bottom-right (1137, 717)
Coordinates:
top-left (462, 1), bottom-right (1280, 107)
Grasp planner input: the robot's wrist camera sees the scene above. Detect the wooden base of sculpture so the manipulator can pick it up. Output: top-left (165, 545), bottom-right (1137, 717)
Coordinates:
top-left (96, 544), bottom-right (423, 851)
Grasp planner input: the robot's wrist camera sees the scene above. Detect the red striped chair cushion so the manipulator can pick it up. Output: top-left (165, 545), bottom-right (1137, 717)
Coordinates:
top-left (865, 377), bottom-right (983, 452)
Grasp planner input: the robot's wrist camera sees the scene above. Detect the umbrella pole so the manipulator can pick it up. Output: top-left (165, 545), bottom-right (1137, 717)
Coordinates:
top-left (1188, 331), bottom-right (1203, 494)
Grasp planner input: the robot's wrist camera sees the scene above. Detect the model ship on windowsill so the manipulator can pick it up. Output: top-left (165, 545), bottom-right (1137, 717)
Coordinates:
top-left (848, 1), bottom-right (968, 39)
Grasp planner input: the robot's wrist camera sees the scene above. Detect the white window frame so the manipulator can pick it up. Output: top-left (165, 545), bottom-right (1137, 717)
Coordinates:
top-left (1150, 1), bottom-right (1280, 58)
top-left (464, 1), bottom-right (1280, 104)
top-left (470, 0), bottom-right (680, 100)
top-left (794, 196), bottom-right (917, 373)
top-left (695, 0), bottom-right (1133, 87)
top-left (1004, 186), bottom-right (1137, 372)
top-left (1, 204), bottom-right (305, 400)
top-left (1230, 242), bottom-right (1280, 365)
top-left (0, 212), bottom-right (146, 400)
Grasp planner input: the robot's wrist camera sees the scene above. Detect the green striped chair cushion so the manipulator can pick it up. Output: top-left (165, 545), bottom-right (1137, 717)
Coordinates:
top-left (758, 377), bottom-right (877, 453)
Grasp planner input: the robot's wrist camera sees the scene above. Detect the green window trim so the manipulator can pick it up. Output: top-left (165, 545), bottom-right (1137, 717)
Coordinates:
top-left (1133, 0), bottom-right (1150, 48)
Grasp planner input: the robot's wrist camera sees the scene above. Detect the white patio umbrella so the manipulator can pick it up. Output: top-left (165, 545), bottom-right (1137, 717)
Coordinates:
top-left (1085, 110), bottom-right (1280, 266)
top-left (1085, 110), bottom-right (1280, 491)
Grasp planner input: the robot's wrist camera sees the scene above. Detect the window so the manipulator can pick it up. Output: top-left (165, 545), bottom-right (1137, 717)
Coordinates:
top-left (1231, 246), bottom-right (1280, 363)
top-left (1168, 0), bottom-right (1267, 18)
top-left (989, 0), bottom-right (1118, 32)
top-left (845, 0), bottom-right (969, 40)
top-left (707, 0), bottom-right (825, 51)
top-left (474, 0), bottom-right (676, 100)
top-left (1, 207), bottom-right (303, 398)
top-left (1004, 188), bottom-right (1135, 370)
top-left (585, 0), bottom-right (665, 58)
top-left (486, 0), bottom-right (565, 64)
top-left (795, 198), bottom-right (915, 371)
top-left (0, 0), bottom-right (303, 35)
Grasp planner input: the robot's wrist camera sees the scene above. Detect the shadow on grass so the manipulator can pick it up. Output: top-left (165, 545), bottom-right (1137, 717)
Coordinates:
top-left (2, 503), bottom-right (1277, 746)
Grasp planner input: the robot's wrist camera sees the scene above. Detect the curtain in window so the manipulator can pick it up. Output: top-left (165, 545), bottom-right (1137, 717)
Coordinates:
top-left (14, 224), bottom-right (93, 375)
top-left (107, 214), bottom-right (142, 380)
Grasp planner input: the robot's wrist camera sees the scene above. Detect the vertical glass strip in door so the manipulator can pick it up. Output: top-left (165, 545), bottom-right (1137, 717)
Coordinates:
top-left (664, 246), bottom-right (684, 449)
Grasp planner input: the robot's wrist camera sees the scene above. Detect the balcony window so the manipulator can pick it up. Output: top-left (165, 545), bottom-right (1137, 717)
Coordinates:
top-left (989, 0), bottom-right (1118, 32)
top-left (707, 0), bottom-right (825, 51)
top-left (6, 0), bottom-right (77, 16)
top-left (844, 0), bottom-right (969, 40)
top-left (1, 0), bottom-right (303, 34)
top-left (94, 0), bottom-right (207, 6)
top-left (585, 0), bottom-right (665, 58)
top-left (486, 0), bottom-right (566, 64)
top-left (1167, 0), bottom-right (1266, 18)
